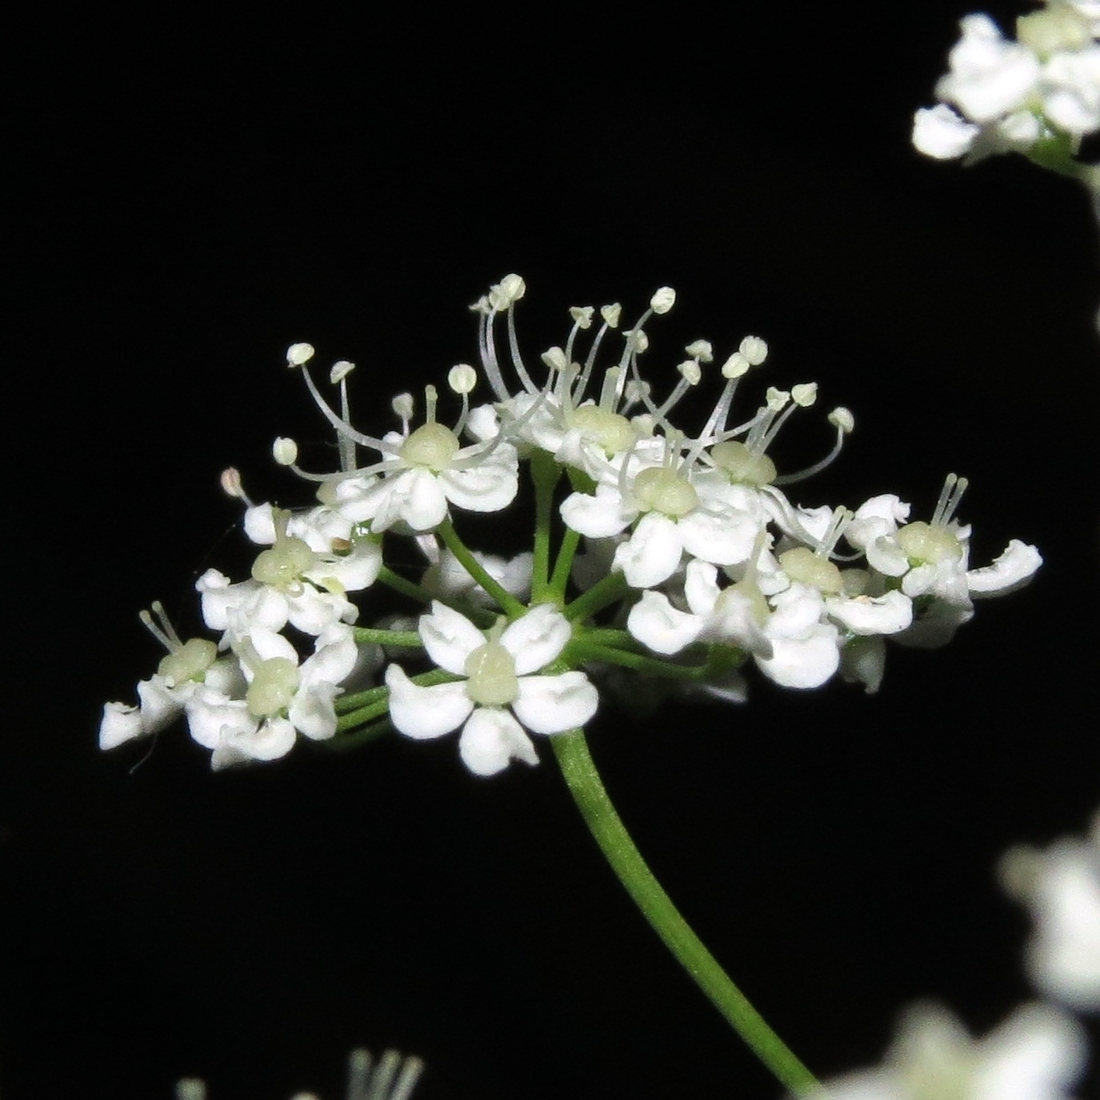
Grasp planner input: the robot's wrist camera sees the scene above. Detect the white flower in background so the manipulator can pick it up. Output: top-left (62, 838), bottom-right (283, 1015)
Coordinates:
top-left (802, 1002), bottom-right (1087, 1100)
top-left (385, 602), bottom-right (598, 775)
top-left (913, 3), bottom-right (1100, 162)
top-left (417, 540), bottom-right (534, 606)
top-left (1001, 812), bottom-right (1100, 1012)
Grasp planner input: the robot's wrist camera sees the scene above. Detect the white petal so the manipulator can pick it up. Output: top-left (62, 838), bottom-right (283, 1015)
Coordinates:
top-left (560, 486), bottom-right (635, 538)
top-left (826, 590), bottom-right (913, 635)
top-left (385, 665), bottom-right (472, 739)
top-left (512, 671), bottom-right (599, 734)
top-left (501, 605), bottom-right (571, 674)
top-left (458, 707), bottom-right (539, 775)
top-left (301, 623), bottom-right (358, 688)
top-left (99, 702), bottom-right (145, 749)
top-left (243, 502), bottom-right (278, 545)
top-left (247, 627), bottom-right (299, 665)
top-left (212, 715), bottom-right (297, 769)
top-left (289, 680), bottom-right (340, 741)
top-left (394, 468), bottom-right (450, 532)
top-left (977, 1003), bottom-right (1087, 1099)
top-left (912, 104), bottom-right (980, 159)
top-left (440, 446), bottom-right (520, 513)
top-left (613, 512), bottom-right (683, 589)
top-left (683, 558), bottom-right (721, 615)
top-left (939, 15), bottom-right (1040, 122)
top-left (967, 539), bottom-right (1042, 596)
top-left (419, 601), bottom-right (485, 674)
top-left (627, 591), bottom-right (704, 655)
top-left (677, 508), bottom-right (758, 567)
top-left (756, 626), bottom-right (839, 689)
top-left (865, 536), bottom-right (910, 577)
top-left (184, 689), bottom-right (254, 751)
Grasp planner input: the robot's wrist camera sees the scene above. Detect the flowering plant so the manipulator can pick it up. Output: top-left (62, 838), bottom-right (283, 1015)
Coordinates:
top-left (79, 4), bottom-right (1100, 1098)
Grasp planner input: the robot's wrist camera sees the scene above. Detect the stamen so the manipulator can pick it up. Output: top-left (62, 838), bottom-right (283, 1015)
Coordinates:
top-left (447, 364), bottom-right (477, 437)
top-left (331, 360), bottom-right (357, 472)
top-left (772, 408), bottom-right (854, 486)
top-left (139, 600), bottom-right (184, 652)
top-left (392, 393), bottom-right (415, 436)
top-left (220, 467), bottom-right (253, 507)
top-left (505, 298), bottom-right (539, 395)
top-left (294, 358), bottom-right (394, 454)
top-left (272, 438), bottom-right (298, 466)
top-left (932, 472), bottom-right (969, 528)
top-left (423, 384), bottom-right (438, 426)
top-left (564, 306), bottom-right (594, 367)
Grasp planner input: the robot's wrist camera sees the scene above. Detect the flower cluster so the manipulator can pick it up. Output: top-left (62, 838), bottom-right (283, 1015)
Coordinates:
top-left (101, 277), bottom-right (1041, 775)
top-left (913, 2), bottom-right (1100, 168)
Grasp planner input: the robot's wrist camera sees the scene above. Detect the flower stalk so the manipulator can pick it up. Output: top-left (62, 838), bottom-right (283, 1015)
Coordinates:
top-left (550, 726), bottom-right (819, 1097)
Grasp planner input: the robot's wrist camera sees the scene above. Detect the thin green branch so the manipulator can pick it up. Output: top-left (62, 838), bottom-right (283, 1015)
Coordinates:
top-left (436, 519), bottom-right (527, 618)
top-left (550, 729), bottom-right (818, 1097)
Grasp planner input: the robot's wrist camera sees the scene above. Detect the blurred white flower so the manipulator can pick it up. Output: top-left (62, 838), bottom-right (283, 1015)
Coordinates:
top-left (1002, 811), bottom-right (1100, 1012)
top-left (802, 1002), bottom-right (1087, 1100)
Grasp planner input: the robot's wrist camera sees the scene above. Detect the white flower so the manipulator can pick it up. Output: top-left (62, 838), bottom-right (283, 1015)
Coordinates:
top-left (99, 603), bottom-right (245, 750)
top-left (385, 602), bottom-right (598, 775)
top-left (844, 477), bottom-right (1041, 646)
top-left (328, 427), bottom-right (519, 533)
top-left (243, 502), bottom-right (382, 594)
top-left (936, 14), bottom-right (1041, 123)
top-left (1002, 812), bottom-right (1100, 1012)
top-left (561, 457), bottom-right (762, 590)
top-left (803, 1002), bottom-right (1087, 1100)
top-left (626, 558), bottom-right (842, 690)
top-left (914, 5), bottom-right (1100, 163)
top-left (187, 623), bottom-right (358, 769)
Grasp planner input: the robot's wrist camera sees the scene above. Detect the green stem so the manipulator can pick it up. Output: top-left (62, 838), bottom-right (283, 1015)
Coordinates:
top-left (563, 569), bottom-right (629, 623)
top-left (548, 524), bottom-right (581, 601)
top-left (436, 520), bottom-right (527, 618)
top-left (354, 628), bottom-right (423, 647)
top-left (377, 564), bottom-right (435, 605)
top-left (566, 640), bottom-right (709, 680)
top-left (529, 449), bottom-right (561, 603)
top-left (550, 728), bottom-right (818, 1097)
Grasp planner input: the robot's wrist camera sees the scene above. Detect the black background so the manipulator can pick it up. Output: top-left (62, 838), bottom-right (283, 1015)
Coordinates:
top-left (7, 3), bottom-right (1100, 1098)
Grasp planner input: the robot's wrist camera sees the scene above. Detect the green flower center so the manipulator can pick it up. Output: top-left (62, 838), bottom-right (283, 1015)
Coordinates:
top-left (632, 467), bottom-right (698, 517)
top-left (400, 422), bottom-right (461, 472)
top-left (464, 640), bottom-right (520, 706)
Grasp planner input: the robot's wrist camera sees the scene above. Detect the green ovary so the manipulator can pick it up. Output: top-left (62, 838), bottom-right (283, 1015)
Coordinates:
top-left (252, 536), bottom-right (317, 589)
top-left (400, 422), bottom-right (461, 472)
top-left (571, 405), bottom-right (635, 456)
top-left (157, 638), bottom-right (218, 687)
top-left (779, 546), bottom-right (844, 594)
top-left (633, 467), bottom-right (698, 517)
top-left (464, 641), bottom-right (520, 706)
top-left (896, 521), bottom-right (962, 565)
top-left (711, 440), bottom-right (776, 487)
top-left (246, 657), bottom-right (300, 717)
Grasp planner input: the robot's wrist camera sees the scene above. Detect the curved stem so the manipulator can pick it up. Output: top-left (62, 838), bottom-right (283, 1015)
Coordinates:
top-left (550, 728), bottom-right (818, 1097)
top-left (436, 519), bottom-right (527, 618)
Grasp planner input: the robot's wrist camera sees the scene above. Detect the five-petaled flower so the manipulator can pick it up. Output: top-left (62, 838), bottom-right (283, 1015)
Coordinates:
top-left (385, 602), bottom-right (598, 775)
